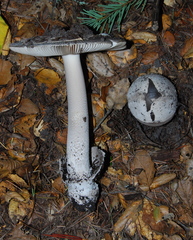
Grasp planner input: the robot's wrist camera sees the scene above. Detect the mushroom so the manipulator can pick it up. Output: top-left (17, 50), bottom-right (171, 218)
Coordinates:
top-left (10, 26), bottom-right (126, 211)
top-left (127, 74), bottom-right (178, 126)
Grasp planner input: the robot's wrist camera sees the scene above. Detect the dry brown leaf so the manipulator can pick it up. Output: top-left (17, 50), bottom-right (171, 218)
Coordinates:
top-left (125, 31), bottom-right (157, 43)
top-left (150, 173), bottom-right (176, 189)
top-left (162, 14), bottom-right (172, 30)
top-left (110, 194), bottom-right (119, 210)
top-left (180, 37), bottom-right (193, 57)
top-left (107, 167), bottom-right (123, 177)
top-left (87, 52), bottom-right (115, 77)
top-left (184, 48), bottom-right (193, 58)
top-left (14, 114), bottom-right (37, 138)
top-left (141, 51), bottom-right (159, 64)
top-left (107, 46), bottom-right (137, 67)
top-left (55, 128), bottom-right (67, 144)
top-left (137, 199), bottom-right (183, 238)
top-left (0, 59), bottom-right (13, 85)
top-left (7, 174), bottom-right (29, 188)
top-left (130, 150), bottom-right (156, 191)
top-left (8, 223), bottom-right (37, 240)
top-left (100, 176), bottom-right (112, 187)
top-left (117, 193), bottom-right (128, 209)
top-left (106, 78), bottom-right (130, 110)
top-left (186, 5), bottom-right (193, 18)
top-left (52, 176), bottom-right (66, 194)
top-left (18, 98), bottom-right (39, 115)
top-left (136, 209), bottom-right (163, 240)
top-left (0, 157), bottom-right (24, 177)
top-left (163, 31), bottom-right (175, 47)
top-left (5, 189), bottom-right (34, 223)
top-left (0, 81), bottom-right (24, 113)
top-left (92, 93), bottom-right (106, 125)
top-left (176, 177), bottom-right (193, 208)
top-left (48, 57), bottom-right (65, 76)
top-left (14, 22), bottom-right (38, 40)
top-left (114, 199), bottom-right (142, 232)
top-left (6, 137), bottom-right (37, 160)
top-left (19, 54), bottom-right (36, 70)
top-left (5, 191), bottom-right (25, 202)
top-left (0, 180), bottom-right (16, 203)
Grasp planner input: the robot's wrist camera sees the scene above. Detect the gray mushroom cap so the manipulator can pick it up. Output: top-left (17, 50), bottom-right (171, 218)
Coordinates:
top-left (127, 74), bottom-right (178, 127)
top-left (9, 34), bottom-right (126, 56)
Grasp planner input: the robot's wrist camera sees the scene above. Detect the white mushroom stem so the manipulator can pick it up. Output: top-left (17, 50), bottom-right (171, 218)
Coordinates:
top-left (62, 54), bottom-right (90, 179)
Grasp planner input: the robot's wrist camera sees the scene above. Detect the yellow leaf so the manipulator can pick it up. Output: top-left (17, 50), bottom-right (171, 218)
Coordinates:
top-left (34, 68), bottom-right (61, 85)
top-left (0, 16), bottom-right (9, 54)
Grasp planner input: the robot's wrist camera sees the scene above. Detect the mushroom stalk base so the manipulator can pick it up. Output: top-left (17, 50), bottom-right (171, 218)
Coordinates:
top-left (63, 54), bottom-right (104, 211)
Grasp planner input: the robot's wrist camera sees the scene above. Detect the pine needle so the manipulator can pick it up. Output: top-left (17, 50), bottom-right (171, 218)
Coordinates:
top-left (79, 0), bottom-right (148, 33)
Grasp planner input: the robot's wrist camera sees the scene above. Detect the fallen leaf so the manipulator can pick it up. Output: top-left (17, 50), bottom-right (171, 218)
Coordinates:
top-left (14, 22), bottom-right (37, 41)
top-left (176, 177), bottom-right (193, 208)
top-left (117, 193), bottom-right (128, 209)
top-left (107, 46), bottom-right (138, 67)
top-left (114, 200), bottom-right (142, 232)
top-left (0, 157), bottom-right (24, 178)
top-left (0, 81), bottom-right (24, 113)
top-left (9, 222), bottom-right (37, 240)
top-left (163, 31), bottom-right (175, 47)
top-left (48, 57), bottom-right (65, 76)
top-left (91, 93), bottom-right (106, 125)
top-left (5, 189), bottom-right (34, 223)
top-left (87, 52), bottom-right (115, 77)
top-left (17, 98), bottom-right (39, 115)
top-left (52, 176), bottom-right (66, 194)
top-left (141, 51), bottom-right (159, 64)
top-left (106, 78), bottom-right (130, 110)
top-left (125, 31), bottom-right (157, 43)
top-left (7, 174), bottom-right (29, 188)
top-left (14, 114), bottom-right (37, 138)
top-left (162, 14), bottom-right (172, 30)
top-left (19, 54), bottom-right (36, 70)
top-left (130, 150), bottom-right (156, 191)
top-left (150, 173), bottom-right (176, 189)
top-left (180, 37), bottom-right (193, 57)
top-left (55, 128), bottom-right (67, 144)
top-left (0, 59), bottom-right (13, 85)
top-left (34, 68), bottom-right (62, 85)
top-left (0, 15), bottom-right (9, 54)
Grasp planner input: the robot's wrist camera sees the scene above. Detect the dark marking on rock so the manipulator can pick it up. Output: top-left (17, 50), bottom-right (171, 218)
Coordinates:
top-left (150, 111), bottom-right (155, 121)
top-left (83, 117), bottom-right (87, 122)
top-left (145, 78), bottom-right (162, 111)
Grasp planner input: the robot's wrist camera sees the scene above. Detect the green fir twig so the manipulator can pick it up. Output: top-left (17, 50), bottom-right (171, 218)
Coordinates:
top-left (79, 0), bottom-right (148, 33)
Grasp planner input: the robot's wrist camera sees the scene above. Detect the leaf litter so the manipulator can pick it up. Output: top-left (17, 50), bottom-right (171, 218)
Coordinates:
top-left (0, 0), bottom-right (193, 239)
